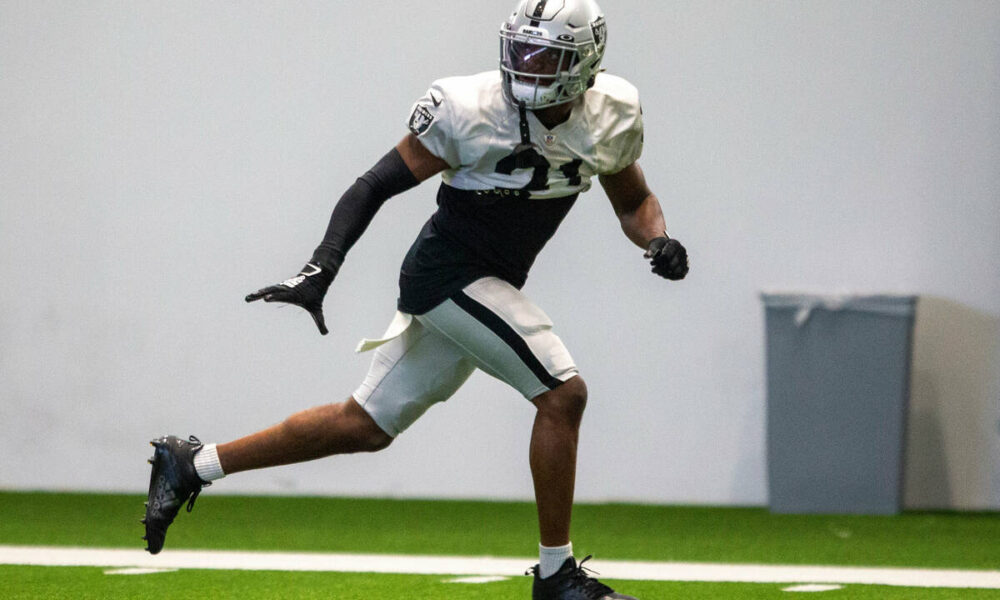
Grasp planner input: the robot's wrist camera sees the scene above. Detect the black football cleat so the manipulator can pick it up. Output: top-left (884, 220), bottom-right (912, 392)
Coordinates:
top-left (143, 435), bottom-right (209, 554)
top-left (530, 556), bottom-right (638, 600)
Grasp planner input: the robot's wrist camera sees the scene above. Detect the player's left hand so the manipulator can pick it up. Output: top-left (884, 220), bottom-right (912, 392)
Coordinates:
top-left (644, 236), bottom-right (689, 280)
top-left (245, 262), bottom-right (334, 335)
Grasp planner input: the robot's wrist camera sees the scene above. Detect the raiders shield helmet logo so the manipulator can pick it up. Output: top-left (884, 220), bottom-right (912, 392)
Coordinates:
top-left (408, 105), bottom-right (435, 136)
top-left (591, 16), bottom-right (607, 56)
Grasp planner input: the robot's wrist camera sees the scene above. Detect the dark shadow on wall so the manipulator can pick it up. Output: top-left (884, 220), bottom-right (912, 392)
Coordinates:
top-left (904, 296), bottom-right (999, 510)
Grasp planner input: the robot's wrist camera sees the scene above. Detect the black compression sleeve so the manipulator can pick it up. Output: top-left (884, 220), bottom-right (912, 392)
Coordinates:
top-left (311, 148), bottom-right (420, 275)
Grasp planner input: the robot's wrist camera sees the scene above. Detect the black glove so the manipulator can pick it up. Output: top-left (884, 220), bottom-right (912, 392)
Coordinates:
top-left (245, 262), bottom-right (335, 335)
top-left (644, 236), bottom-right (689, 280)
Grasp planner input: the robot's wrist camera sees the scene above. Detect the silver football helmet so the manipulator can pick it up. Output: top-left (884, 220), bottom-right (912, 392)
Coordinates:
top-left (499, 0), bottom-right (607, 109)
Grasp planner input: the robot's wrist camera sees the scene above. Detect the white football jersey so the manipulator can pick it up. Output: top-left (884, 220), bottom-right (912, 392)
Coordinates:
top-left (406, 71), bottom-right (643, 200)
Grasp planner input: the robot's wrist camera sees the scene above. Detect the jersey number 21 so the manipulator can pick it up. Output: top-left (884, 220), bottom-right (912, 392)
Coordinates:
top-left (495, 147), bottom-right (583, 192)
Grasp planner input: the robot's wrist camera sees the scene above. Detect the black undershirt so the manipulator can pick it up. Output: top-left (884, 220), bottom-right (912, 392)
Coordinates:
top-left (398, 183), bottom-right (578, 314)
top-left (308, 149), bottom-right (579, 315)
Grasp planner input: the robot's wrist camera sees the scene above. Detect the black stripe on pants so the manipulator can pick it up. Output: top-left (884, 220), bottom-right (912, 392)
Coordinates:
top-left (450, 291), bottom-right (564, 392)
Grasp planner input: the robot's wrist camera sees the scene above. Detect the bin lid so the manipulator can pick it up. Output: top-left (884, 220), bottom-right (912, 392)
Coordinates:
top-left (760, 292), bottom-right (917, 325)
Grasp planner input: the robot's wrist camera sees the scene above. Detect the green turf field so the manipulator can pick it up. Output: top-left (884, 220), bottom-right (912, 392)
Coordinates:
top-left (2, 491), bottom-right (999, 598)
top-left (6, 566), bottom-right (1000, 600)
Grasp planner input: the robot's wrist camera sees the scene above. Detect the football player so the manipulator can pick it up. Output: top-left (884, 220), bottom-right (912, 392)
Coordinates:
top-left (144, 1), bottom-right (688, 598)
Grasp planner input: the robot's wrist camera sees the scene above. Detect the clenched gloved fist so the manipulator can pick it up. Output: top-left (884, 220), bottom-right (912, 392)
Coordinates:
top-left (245, 262), bottom-right (334, 335)
top-left (644, 236), bottom-right (689, 280)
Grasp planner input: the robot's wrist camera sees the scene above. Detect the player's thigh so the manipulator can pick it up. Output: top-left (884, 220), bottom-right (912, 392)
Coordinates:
top-left (354, 318), bottom-right (475, 437)
top-left (416, 277), bottom-right (578, 400)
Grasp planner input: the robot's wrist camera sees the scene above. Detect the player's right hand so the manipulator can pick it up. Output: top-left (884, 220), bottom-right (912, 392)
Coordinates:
top-left (245, 262), bottom-right (334, 335)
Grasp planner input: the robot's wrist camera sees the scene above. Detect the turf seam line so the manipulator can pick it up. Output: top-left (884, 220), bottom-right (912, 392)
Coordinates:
top-left (2, 546), bottom-right (999, 589)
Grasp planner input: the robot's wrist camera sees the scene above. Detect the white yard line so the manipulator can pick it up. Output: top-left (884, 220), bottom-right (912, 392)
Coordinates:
top-left (2, 545), bottom-right (999, 589)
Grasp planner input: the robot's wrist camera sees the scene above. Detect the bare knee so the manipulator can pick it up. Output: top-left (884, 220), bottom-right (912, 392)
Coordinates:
top-left (532, 375), bottom-right (588, 428)
top-left (281, 400), bottom-right (393, 454)
top-left (345, 398), bottom-right (394, 452)
top-left (361, 425), bottom-right (393, 452)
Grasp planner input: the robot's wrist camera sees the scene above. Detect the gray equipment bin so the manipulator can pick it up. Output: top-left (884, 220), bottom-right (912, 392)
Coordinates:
top-left (761, 293), bottom-right (917, 514)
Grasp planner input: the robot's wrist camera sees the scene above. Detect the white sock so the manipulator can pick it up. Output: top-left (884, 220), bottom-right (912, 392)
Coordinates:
top-left (193, 443), bottom-right (226, 482)
top-left (538, 542), bottom-right (573, 579)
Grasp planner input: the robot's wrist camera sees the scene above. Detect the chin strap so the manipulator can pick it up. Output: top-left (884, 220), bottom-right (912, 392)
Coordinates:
top-left (516, 100), bottom-right (533, 152)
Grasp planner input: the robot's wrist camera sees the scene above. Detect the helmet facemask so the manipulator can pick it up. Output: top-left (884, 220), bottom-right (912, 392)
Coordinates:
top-left (499, 21), bottom-right (603, 109)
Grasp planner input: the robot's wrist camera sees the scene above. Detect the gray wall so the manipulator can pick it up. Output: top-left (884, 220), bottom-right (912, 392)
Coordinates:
top-left (2, 1), bottom-right (998, 508)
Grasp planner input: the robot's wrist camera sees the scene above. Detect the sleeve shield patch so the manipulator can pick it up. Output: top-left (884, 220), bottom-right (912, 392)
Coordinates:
top-left (408, 105), bottom-right (435, 136)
